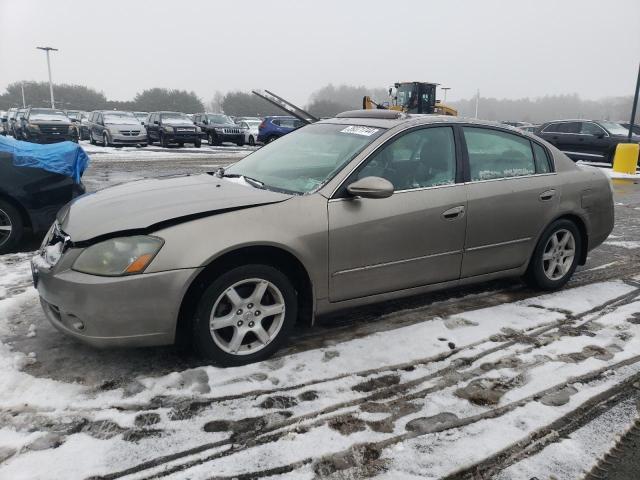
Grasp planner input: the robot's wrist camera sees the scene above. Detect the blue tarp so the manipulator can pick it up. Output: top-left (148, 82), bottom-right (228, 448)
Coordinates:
top-left (0, 135), bottom-right (89, 183)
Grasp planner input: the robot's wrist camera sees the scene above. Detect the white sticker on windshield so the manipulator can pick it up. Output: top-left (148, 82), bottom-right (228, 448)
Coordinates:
top-left (340, 126), bottom-right (380, 136)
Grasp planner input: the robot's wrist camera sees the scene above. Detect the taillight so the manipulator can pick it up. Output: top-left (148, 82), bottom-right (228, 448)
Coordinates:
top-left (259, 121), bottom-right (266, 130)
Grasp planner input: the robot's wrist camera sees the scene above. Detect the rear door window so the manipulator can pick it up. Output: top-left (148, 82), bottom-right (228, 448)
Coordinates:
top-left (463, 127), bottom-right (536, 181)
top-left (532, 142), bottom-right (552, 173)
top-left (580, 122), bottom-right (606, 136)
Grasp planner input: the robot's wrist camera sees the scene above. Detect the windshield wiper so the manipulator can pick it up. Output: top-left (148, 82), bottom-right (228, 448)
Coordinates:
top-left (216, 169), bottom-right (265, 189)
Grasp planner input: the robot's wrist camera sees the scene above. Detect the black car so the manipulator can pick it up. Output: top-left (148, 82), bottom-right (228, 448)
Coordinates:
top-left (536, 119), bottom-right (639, 164)
top-left (21, 108), bottom-right (77, 144)
top-left (0, 152), bottom-right (85, 254)
top-left (620, 122), bottom-right (640, 135)
top-left (194, 113), bottom-right (244, 146)
top-left (65, 110), bottom-right (87, 140)
top-left (147, 111), bottom-right (201, 148)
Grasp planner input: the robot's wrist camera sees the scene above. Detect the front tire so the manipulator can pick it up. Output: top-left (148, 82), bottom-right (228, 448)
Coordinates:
top-left (248, 135), bottom-right (255, 146)
top-left (160, 133), bottom-right (170, 148)
top-left (103, 132), bottom-right (110, 147)
top-left (192, 264), bottom-right (297, 366)
top-left (0, 200), bottom-right (24, 255)
top-left (524, 219), bottom-right (582, 291)
top-left (194, 139), bottom-right (201, 148)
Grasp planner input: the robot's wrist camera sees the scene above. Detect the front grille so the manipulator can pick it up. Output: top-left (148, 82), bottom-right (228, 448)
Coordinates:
top-left (223, 128), bottom-right (241, 134)
top-left (40, 124), bottom-right (68, 134)
top-left (119, 130), bottom-right (141, 136)
top-left (176, 127), bottom-right (195, 132)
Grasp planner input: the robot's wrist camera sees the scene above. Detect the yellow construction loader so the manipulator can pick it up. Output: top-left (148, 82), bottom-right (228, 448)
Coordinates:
top-left (363, 82), bottom-right (457, 116)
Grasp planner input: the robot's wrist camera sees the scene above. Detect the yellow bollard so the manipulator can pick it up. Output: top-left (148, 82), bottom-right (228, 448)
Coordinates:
top-left (612, 143), bottom-right (639, 174)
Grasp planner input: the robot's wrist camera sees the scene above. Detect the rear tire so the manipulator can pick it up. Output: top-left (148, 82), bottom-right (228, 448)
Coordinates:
top-left (0, 200), bottom-right (24, 255)
top-left (192, 264), bottom-right (297, 367)
top-left (103, 133), bottom-right (110, 147)
top-left (248, 136), bottom-right (255, 146)
top-left (160, 134), bottom-right (169, 148)
top-left (89, 132), bottom-right (96, 145)
top-left (194, 139), bottom-right (201, 148)
top-left (524, 219), bottom-right (582, 291)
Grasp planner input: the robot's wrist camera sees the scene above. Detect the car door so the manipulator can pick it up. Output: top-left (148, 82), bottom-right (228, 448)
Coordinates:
top-left (576, 121), bottom-right (611, 162)
top-left (460, 126), bottom-right (559, 278)
top-left (328, 126), bottom-right (467, 302)
top-left (542, 121), bottom-right (583, 161)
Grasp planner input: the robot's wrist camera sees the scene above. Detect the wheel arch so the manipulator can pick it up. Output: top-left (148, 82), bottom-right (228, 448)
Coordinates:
top-left (0, 191), bottom-right (32, 229)
top-left (175, 244), bottom-right (314, 347)
top-left (527, 213), bottom-right (589, 270)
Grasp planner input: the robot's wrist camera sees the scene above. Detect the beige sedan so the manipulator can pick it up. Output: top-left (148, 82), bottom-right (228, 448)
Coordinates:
top-left (33, 110), bottom-right (614, 366)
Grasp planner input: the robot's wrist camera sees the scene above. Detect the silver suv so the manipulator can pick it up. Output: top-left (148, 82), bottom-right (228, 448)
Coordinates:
top-left (88, 110), bottom-right (147, 147)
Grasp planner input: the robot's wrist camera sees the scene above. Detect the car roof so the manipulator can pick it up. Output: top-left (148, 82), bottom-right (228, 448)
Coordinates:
top-left (319, 110), bottom-right (527, 132)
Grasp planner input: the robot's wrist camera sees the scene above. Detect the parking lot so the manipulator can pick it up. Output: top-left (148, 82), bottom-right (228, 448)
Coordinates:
top-left (0, 144), bottom-right (638, 479)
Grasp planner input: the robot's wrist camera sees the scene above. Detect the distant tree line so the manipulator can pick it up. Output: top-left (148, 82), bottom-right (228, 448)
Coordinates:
top-left (449, 94), bottom-right (636, 124)
top-left (2, 81), bottom-right (637, 124)
top-left (0, 81), bottom-right (205, 113)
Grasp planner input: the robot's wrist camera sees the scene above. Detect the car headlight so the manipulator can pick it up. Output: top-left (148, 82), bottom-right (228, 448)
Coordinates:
top-left (163, 125), bottom-right (174, 132)
top-left (29, 123), bottom-right (40, 131)
top-left (72, 236), bottom-right (164, 276)
top-left (195, 126), bottom-right (201, 133)
top-left (214, 127), bottom-right (224, 132)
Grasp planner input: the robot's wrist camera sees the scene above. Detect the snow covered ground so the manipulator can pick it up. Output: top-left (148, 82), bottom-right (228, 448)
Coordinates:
top-left (1, 252), bottom-right (640, 479)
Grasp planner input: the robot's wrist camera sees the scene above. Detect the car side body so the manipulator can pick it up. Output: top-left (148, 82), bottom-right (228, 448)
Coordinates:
top-left (32, 113), bottom-right (613, 362)
top-left (536, 119), bottom-right (640, 164)
top-left (257, 116), bottom-right (304, 143)
top-left (0, 151), bottom-right (85, 253)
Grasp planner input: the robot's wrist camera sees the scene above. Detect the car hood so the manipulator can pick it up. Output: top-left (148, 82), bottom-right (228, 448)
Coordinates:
top-left (31, 120), bottom-right (72, 126)
top-left (57, 174), bottom-right (292, 243)
top-left (105, 122), bottom-right (144, 129)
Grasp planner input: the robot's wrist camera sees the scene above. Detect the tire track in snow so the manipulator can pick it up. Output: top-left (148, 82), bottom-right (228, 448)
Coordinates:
top-left (196, 361), bottom-right (640, 480)
top-left (97, 287), bottom-right (640, 480)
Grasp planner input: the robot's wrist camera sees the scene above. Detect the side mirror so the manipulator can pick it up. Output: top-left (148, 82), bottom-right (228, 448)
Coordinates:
top-left (346, 176), bottom-right (394, 199)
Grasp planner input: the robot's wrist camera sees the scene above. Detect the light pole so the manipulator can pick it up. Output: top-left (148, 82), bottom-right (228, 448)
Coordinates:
top-left (441, 87), bottom-right (451, 103)
top-left (21, 82), bottom-right (26, 107)
top-left (36, 46), bottom-right (58, 108)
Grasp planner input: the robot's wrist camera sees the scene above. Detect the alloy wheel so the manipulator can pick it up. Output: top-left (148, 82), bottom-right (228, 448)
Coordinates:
top-left (209, 278), bottom-right (286, 355)
top-left (542, 229), bottom-right (576, 281)
top-left (0, 208), bottom-right (12, 248)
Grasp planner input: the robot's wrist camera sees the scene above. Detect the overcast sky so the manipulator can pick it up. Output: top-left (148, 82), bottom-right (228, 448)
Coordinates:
top-left (1, 0), bottom-right (639, 105)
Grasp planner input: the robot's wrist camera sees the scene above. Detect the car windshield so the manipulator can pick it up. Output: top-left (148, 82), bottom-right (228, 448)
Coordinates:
top-left (29, 109), bottom-right (68, 121)
top-left (161, 113), bottom-right (193, 125)
top-left (225, 123), bottom-right (386, 194)
top-left (66, 111), bottom-right (81, 120)
top-left (599, 121), bottom-right (631, 136)
top-left (207, 114), bottom-right (235, 125)
top-left (104, 112), bottom-right (140, 125)
top-left (134, 112), bottom-right (147, 119)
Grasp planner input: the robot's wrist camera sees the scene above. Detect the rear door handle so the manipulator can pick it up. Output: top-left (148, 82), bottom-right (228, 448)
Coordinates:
top-left (539, 189), bottom-right (556, 201)
top-left (442, 205), bottom-right (465, 219)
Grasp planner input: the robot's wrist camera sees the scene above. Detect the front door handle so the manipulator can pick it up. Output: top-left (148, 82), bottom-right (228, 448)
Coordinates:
top-left (539, 189), bottom-right (556, 201)
top-left (442, 205), bottom-right (465, 219)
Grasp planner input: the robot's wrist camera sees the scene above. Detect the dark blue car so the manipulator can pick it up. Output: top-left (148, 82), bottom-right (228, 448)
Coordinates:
top-left (257, 116), bottom-right (305, 143)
